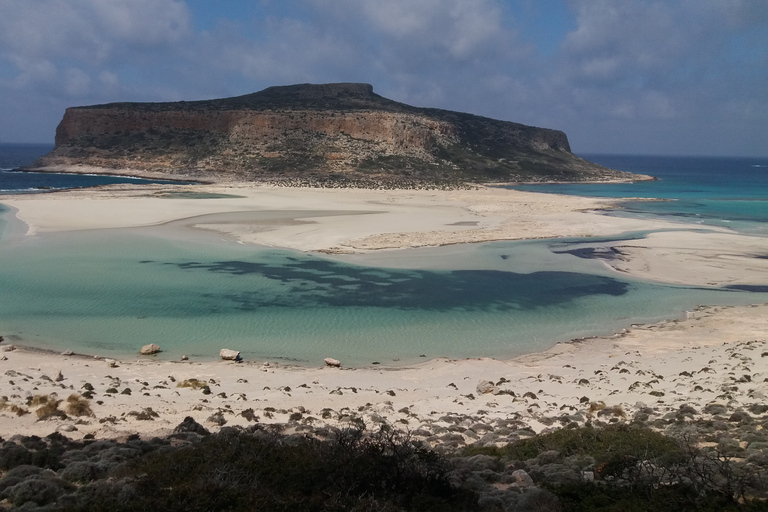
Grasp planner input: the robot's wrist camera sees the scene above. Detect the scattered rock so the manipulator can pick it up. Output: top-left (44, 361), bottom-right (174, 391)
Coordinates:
top-left (105, 359), bottom-right (118, 368)
top-left (61, 350), bottom-right (74, 356)
top-left (476, 380), bottom-right (499, 395)
top-left (207, 411), bottom-right (227, 426)
top-left (140, 343), bottom-right (161, 355)
top-left (324, 357), bottom-right (341, 368)
top-left (173, 416), bottom-right (211, 436)
top-left (220, 348), bottom-right (241, 361)
top-left (1, 344), bottom-right (16, 352)
top-left (511, 469), bottom-right (534, 487)
top-left (54, 371), bottom-right (64, 382)
top-left (181, 354), bottom-right (189, 361)
top-left (56, 424), bottom-right (77, 432)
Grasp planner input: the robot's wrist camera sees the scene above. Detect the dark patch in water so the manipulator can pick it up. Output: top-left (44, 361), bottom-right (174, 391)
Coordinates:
top-left (166, 257), bottom-right (630, 312)
top-left (154, 191), bottom-right (245, 199)
top-left (725, 285), bottom-right (768, 293)
top-left (554, 247), bottom-right (625, 261)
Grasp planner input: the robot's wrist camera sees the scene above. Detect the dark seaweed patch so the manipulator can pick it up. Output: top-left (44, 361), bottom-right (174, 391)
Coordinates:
top-left (166, 258), bottom-right (630, 312)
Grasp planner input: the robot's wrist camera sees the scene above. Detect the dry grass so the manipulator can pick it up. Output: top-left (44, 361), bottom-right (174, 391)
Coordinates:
top-left (10, 404), bottom-right (28, 416)
top-left (29, 394), bottom-right (53, 407)
top-left (588, 401), bottom-right (606, 413)
top-left (31, 394), bottom-right (66, 420)
top-left (65, 393), bottom-right (93, 417)
top-left (597, 405), bottom-right (627, 419)
top-left (1, 398), bottom-right (29, 416)
top-left (178, 378), bottom-right (206, 389)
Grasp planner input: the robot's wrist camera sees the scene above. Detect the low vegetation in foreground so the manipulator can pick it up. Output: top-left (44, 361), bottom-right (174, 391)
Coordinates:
top-left (0, 421), bottom-right (767, 511)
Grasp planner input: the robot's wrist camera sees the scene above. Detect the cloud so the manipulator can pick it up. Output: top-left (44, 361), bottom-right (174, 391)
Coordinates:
top-left (536, 0), bottom-right (768, 153)
top-left (0, 0), bottom-right (765, 155)
top-left (0, 0), bottom-right (192, 100)
top-left (0, 0), bottom-right (191, 63)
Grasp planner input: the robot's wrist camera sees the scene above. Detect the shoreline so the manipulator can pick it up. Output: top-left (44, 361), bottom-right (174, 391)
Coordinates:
top-left (24, 163), bottom-right (656, 187)
top-left (2, 303), bottom-right (767, 443)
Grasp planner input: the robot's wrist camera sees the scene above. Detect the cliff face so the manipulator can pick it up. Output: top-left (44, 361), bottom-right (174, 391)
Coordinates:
top-left (36, 83), bottom-right (638, 186)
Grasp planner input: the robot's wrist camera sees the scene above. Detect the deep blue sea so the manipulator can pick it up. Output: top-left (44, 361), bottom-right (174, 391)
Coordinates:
top-left (0, 143), bottom-right (188, 192)
top-left (1, 147), bottom-right (766, 365)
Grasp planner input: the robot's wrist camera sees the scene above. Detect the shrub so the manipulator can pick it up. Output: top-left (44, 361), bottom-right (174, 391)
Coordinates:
top-left (95, 424), bottom-right (479, 511)
top-left (33, 396), bottom-right (66, 421)
top-left (65, 394), bottom-right (93, 417)
top-left (178, 378), bottom-right (206, 389)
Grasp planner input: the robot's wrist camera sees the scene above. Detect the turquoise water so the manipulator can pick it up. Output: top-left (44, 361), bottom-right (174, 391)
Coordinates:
top-left (513, 155), bottom-right (768, 235)
top-left (0, 211), bottom-right (766, 365)
top-left (0, 154), bottom-right (767, 365)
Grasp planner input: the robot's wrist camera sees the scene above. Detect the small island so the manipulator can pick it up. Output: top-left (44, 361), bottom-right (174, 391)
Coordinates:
top-left (33, 83), bottom-right (650, 187)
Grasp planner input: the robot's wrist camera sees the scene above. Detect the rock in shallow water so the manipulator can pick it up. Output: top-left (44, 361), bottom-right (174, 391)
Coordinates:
top-left (140, 343), bottom-right (161, 355)
top-left (324, 357), bottom-right (341, 368)
top-left (220, 348), bottom-right (241, 361)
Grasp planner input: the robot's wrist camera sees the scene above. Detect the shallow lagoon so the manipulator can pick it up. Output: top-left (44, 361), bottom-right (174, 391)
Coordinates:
top-left (1, 206), bottom-right (766, 365)
top-left (2, 152), bottom-right (767, 365)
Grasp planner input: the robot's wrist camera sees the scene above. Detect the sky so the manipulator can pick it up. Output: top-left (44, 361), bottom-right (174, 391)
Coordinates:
top-left (0, 0), bottom-right (766, 156)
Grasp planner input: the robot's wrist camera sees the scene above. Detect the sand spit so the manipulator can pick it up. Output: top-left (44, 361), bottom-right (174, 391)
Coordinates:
top-left (1, 304), bottom-right (766, 445)
top-left (3, 182), bottom-right (766, 287)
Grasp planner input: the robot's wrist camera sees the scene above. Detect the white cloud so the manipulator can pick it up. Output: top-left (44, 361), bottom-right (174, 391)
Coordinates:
top-left (0, 0), bottom-right (765, 155)
top-left (352, 0), bottom-right (506, 59)
top-left (0, 0), bottom-right (192, 63)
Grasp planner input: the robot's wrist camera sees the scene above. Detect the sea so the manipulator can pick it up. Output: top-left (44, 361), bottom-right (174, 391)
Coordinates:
top-left (0, 144), bottom-right (766, 365)
top-left (0, 143), bottom-right (189, 192)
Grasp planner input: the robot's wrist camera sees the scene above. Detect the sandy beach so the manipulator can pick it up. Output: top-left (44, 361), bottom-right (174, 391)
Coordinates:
top-left (1, 303), bottom-right (767, 444)
top-left (1, 182), bottom-right (767, 442)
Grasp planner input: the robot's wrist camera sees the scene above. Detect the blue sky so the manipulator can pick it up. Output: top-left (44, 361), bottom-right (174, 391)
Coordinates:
top-left (1, 0), bottom-right (766, 156)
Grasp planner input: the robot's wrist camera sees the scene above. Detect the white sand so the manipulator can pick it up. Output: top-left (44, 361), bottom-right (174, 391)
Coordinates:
top-left (5, 182), bottom-right (766, 286)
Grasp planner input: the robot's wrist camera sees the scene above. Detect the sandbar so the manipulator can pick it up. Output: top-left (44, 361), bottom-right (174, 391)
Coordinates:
top-left (3, 182), bottom-right (765, 287)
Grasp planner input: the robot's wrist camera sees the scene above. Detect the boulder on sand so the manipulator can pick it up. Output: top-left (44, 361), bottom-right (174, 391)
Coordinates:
top-left (140, 343), bottom-right (161, 355)
top-left (324, 357), bottom-right (341, 368)
top-left (220, 348), bottom-right (241, 361)
top-left (476, 380), bottom-right (499, 395)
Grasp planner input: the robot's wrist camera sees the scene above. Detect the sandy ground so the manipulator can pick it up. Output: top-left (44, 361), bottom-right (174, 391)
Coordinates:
top-left (1, 303), bottom-right (766, 442)
top-left (1, 182), bottom-right (767, 442)
top-left (2, 182), bottom-right (766, 286)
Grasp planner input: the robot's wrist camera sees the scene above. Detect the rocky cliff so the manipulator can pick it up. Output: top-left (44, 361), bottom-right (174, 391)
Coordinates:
top-left (35, 83), bottom-right (644, 187)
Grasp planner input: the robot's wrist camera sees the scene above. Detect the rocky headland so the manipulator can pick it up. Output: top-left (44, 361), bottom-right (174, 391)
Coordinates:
top-left (32, 83), bottom-right (649, 187)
